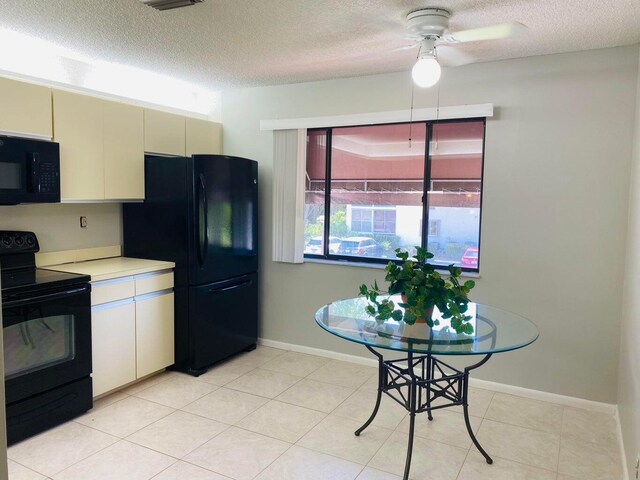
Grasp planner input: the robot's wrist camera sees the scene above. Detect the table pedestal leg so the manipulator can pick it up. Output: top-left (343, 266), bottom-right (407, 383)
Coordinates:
top-left (355, 345), bottom-right (384, 437)
top-left (463, 353), bottom-right (493, 464)
top-left (403, 351), bottom-right (417, 480)
top-left (355, 348), bottom-right (494, 479)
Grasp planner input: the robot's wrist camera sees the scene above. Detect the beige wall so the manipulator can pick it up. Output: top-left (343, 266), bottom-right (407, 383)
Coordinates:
top-left (619, 45), bottom-right (640, 477)
top-left (221, 45), bottom-right (639, 403)
top-left (0, 203), bottom-right (121, 252)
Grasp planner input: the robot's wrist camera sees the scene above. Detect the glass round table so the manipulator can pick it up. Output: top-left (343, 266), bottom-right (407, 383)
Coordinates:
top-left (315, 296), bottom-right (539, 480)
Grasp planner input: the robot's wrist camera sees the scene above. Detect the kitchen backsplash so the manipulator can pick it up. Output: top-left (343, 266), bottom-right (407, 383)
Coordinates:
top-left (0, 203), bottom-right (122, 252)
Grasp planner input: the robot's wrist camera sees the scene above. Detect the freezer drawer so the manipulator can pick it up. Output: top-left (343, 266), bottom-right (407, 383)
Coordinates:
top-left (188, 273), bottom-right (257, 373)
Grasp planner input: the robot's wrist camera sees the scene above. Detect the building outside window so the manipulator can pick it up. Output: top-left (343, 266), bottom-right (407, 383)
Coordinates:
top-left (303, 119), bottom-right (485, 271)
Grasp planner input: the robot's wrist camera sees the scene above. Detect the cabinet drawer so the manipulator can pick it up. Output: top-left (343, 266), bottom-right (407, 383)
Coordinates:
top-left (91, 278), bottom-right (135, 306)
top-left (135, 272), bottom-right (174, 296)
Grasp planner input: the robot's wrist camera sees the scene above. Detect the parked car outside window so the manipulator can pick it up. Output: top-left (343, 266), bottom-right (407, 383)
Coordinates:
top-left (460, 247), bottom-right (479, 268)
top-left (337, 237), bottom-right (382, 257)
top-left (305, 236), bottom-right (340, 254)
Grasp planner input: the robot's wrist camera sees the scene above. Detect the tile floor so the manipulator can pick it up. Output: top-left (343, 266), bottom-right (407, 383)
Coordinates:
top-left (7, 346), bottom-right (623, 480)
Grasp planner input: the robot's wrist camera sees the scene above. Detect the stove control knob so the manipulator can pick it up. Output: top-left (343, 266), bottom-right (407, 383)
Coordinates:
top-left (2, 236), bottom-right (11, 247)
top-left (14, 236), bottom-right (24, 246)
top-left (26, 236), bottom-right (35, 246)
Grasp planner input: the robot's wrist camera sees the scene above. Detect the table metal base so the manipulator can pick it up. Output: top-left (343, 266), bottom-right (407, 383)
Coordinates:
top-left (355, 345), bottom-right (493, 480)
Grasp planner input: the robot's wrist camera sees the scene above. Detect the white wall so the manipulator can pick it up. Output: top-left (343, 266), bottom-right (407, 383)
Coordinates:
top-left (0, 203), bottom-right (121, 252)
top-left (222, 45), bottom-right (639, 403)
top-left (619, 44), bottom-right (640, 477)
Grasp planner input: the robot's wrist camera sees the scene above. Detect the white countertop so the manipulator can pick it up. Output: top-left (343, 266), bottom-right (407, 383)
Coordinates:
top-left (43, 257), bottom-right (175, 282)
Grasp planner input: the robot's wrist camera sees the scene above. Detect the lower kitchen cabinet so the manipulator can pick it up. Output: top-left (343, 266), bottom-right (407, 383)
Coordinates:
top-left (90, 270), bottom-right (174, 397)
top-left (136, 292), bottom-right (175, 378)
top-left (92, 301), bottom-right (137, 397)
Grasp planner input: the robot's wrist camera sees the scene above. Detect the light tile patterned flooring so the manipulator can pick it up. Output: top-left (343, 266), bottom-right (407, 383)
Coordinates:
top-left (7, 346), bottom-right (623, 480)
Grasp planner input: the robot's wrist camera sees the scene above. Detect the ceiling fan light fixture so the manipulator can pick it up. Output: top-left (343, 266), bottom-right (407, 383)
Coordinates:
top-left (412, 56), bottom-right (441, 88)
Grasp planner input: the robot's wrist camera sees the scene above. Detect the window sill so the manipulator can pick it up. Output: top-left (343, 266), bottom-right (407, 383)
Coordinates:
top-left (304, 257), bottom-right (481, 279)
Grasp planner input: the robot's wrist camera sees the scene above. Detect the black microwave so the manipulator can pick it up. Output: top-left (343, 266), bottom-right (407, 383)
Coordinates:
top-left (0, 136), bottom-right (60, 205)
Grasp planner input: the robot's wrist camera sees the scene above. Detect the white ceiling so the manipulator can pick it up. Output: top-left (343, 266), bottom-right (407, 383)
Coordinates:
top-left (0, 0), bottom-right (638, 94)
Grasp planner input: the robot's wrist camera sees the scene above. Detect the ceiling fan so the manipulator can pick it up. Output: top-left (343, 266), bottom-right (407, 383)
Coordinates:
top-left (404, 8), bottom-right (527, 87)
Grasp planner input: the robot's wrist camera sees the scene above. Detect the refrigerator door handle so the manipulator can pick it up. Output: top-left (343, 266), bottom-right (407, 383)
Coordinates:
top-left (207, 280), bottom-right (253, 294)
top-left (197, 173), bottom-right (209, 267)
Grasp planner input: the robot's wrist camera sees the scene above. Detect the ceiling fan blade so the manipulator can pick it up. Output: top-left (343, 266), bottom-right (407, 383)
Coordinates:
top-left (435, 45), bottom-right (474, 67)
top-left (391, 44), bottom-right (418, 52)
top-left (443, 22), bottom-right (526, 43)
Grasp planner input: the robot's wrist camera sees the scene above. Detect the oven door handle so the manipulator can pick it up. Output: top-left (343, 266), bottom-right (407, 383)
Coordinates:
top-left (3, 285), bottom-right (90, 308)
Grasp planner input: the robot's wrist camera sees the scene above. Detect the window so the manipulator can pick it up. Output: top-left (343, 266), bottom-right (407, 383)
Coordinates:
top-left (304, 119), bottom-right (485, 271)
top-left (350, 207), bottom-right (396, 234)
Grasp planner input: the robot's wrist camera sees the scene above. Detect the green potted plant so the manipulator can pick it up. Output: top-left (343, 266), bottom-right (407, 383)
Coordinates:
top-left (359, 247), bottom-right (476, 334)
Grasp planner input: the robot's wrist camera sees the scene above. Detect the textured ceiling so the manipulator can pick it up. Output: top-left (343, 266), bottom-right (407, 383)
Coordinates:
top-left (0, 0), bottom-right (638, 93)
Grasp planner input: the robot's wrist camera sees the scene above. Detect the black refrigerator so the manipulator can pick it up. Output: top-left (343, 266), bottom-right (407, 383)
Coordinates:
top-left (123, 155), bottom-right (258, 376)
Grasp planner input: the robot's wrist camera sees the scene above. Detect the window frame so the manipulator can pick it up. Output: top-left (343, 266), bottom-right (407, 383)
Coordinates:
top-left (304, 117), bottom-right (486, 272)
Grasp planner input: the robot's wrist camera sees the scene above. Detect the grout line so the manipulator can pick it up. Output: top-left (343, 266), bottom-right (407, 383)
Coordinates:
top-left (249, 442), bottom-right (296, 479)
top-left (177, 457), bottom-right (235, 479)
top-left (455, 447), bottom-right (473, 480)
top-left (44, 436), bottom-right (123, 478)
top-left (147, 458), bottom-right (180, 480)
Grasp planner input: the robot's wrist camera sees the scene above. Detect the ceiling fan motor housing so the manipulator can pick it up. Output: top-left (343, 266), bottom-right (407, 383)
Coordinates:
top-left (406, 8), bottom-right (450, 39)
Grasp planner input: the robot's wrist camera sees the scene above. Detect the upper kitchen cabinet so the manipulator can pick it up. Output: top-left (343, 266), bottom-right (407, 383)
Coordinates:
top-left (0, 77), bottom-right (52, 139)
top-left (53, 90), bottom-right (105, 201)
top-left (144, 109), bottom-right (185, 156)
top-left (104, 101), bottom-right (144, 200)
top-left (186, 118), bottom-right (222, 155)
top-left (53, 91), bottom-right (145, 202)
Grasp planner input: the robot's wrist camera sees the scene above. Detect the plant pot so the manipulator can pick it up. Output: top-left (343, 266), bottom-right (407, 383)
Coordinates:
top-left (401, 294), bottom-right (434, 324)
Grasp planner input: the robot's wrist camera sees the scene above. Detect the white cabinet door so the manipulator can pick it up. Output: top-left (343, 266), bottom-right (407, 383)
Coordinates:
top-left (0, 77), bottom-right (52, 138)
top-left (144, 109), bottom-right (185, 156)
top-left (92, 301), bottom-right (136, 397)
top-left (186, 118), bottom-right (221, 155)
top-left (104, 101), bottom-right (144, 200)
top-left (135, 292), bottom-right (175, 378)
top-left (53, 90), bottom-right (105, 201)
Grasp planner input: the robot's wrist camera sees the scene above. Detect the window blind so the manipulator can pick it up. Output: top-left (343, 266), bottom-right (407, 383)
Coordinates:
top-left (272, 128), bottom-right (307, 263)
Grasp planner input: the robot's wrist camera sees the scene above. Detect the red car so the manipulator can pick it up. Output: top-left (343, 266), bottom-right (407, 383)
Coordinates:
top-left (460, 247), bottom-right (479, 268)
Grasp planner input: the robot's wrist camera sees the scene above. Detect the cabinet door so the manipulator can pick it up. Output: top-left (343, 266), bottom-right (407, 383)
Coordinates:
top-left (53, 90), bottom-right (105, 201)
top-left (144, 109), bottom-right (185, 156)
top-left (0, 77), bottom-right (52, 138)
top-left (186, 118), bottom-right (221, 156)
top-left (136, 292), bottom-right (175, 378)
top-left (91, 301), bottom-right (136, 397)
top-left (104, 101), bottom-right (144, 200)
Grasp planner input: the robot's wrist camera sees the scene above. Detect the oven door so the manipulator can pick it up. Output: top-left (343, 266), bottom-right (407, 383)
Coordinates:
top-left (2, 283), bottom-right (91, 404)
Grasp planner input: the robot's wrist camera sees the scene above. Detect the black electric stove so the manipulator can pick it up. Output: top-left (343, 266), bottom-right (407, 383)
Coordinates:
top-left (0, 231), bottom-right (93, 445)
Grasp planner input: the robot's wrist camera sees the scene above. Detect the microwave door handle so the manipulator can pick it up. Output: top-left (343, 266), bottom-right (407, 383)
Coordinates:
top-left (31, 152), bottom-right (40, 193)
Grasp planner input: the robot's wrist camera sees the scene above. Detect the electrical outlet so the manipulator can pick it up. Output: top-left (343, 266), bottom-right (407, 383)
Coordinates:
top-left (80, 216), bottom-right (87, 228)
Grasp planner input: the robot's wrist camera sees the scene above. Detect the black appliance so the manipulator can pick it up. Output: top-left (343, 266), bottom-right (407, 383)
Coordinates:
top-left (123, 155), bottom-right (258, 375)
top-left (0, 136), bottom-right (60, 205)
top-left (1, 231), bottom-right (92, 445)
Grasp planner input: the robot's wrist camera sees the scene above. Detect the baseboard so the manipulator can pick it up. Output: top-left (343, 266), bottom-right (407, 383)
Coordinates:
top-left (259, 338), bottom-right (379, 368)
top-left (258, 337), bottom-right (618, 416)
top-left (616, 406), bottom-right (630, 480)
top-left (467, 378), bottom-right (617, 415)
